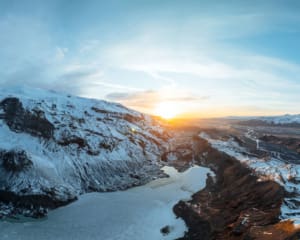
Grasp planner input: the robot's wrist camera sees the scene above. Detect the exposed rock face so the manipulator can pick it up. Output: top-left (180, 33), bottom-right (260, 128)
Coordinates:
top-left (201, 129), bottom-right (300, 223)
top-left (0, 149), bottom-right (33, 172)
top-left (237, 114), bottom-right (300, 128)
top-left (0, 190), bottom-right (76, 218)
top-left (0, 97), bottom-right (54, 139)
top-left (0, 87), bottom-right (170, 218)
top-left (260, 135), bottom-right (300, 154)
top-left (174, 136), bottom-right (300, 240)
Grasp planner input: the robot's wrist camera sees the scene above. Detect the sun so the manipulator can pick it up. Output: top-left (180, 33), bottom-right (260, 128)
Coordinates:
top-left (154, 102), bottom-right (181, 119)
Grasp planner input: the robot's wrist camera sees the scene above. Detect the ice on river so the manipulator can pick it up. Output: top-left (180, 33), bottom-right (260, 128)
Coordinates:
top-left (0, 166), bottom-right (211, 240)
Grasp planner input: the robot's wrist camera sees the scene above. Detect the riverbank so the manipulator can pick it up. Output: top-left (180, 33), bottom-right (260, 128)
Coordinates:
top-left (174, 136), bottom-right (300, 240)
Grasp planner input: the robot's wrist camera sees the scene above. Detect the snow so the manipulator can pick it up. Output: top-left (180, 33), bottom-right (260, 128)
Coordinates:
top-left (258, 114), bottom-right (300, 125)
top-left (0, 86), bottom-right (170, 202)
top-left (0, 166), bottom-right (212, 240)
top-left (200, 132), bottom-right (300, 225)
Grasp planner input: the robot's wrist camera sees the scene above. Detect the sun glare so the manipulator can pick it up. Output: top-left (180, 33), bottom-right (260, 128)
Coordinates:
top-left (154, 102), bottom-right (181, 119)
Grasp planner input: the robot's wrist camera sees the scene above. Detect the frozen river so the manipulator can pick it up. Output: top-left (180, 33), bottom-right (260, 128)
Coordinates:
top-left (0, 166), bottom-right (211, 240)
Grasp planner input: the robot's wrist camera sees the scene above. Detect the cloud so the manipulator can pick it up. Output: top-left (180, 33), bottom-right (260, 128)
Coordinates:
top-left (106, 38), bottom-right (300, 83)
top-left (106, 90), bottom-right (208, 102)
top-left (0, 1), bottom-right (299, 117)
top-left (106, 90), bottom-right (159, 109)
top-left (106, 90), bottom-right (209, 113)
top-left (101, 23), bottom-right (300, 116)
top-left (104, 31), bottom-right (300, 104)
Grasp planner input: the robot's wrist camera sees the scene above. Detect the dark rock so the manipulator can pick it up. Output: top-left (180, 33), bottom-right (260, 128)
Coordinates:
top-left (232, 222), bottom-right (247, 236)
top-left (173, 134), bottom-right (300, 240)
top-left (99, 141), bottom-right (114, 151)
top-left (160, 225), bottom-right (171, 236)
top-left (58, 136), bottom-right (87, 148)
top-left (129, 174), bottom-right (141, 180)
top-left (91, 107), bottom-right (110, 114)
top-left (1, 149), bottom-right (32, 172)
top-left (0, 97), bottom-right (54, 139)
top-left (0, 189), bottom-right (77, 218)
top-left (260, 135), bottom-right (300, 154)
top-left (123, 113), bottom-right (143, 123)
top-left (173, 201), bottom-right (212, 240)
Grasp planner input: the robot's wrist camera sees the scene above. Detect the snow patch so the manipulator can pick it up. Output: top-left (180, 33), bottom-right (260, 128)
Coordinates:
top-left (258, 114), bottom-right (300, 125)
top-left (0, 86), bottom-right (170, 210)
top-left (200, 132), bottom-right (300, 224)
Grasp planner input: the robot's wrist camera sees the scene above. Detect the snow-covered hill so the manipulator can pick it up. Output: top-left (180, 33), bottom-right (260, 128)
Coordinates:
top-left (235, 114), bottom-right (300, 127)
top-left (0, 86), bottom-right (170, 217)
top-left (200, 132), bottom-right (300, 224)
top-left (259, 114), bottom-right (300, 125)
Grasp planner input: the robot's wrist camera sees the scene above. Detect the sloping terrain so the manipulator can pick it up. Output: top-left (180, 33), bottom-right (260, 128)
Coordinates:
top-left (200, 131), bottom-right (300, 223)
top-left (259, 115), bottom-right (300, 125)
top-left (0, 87), bottom-right (169, 217)
top-left (174, 135), bottom-right (300, 240)
top-left (236, 114), bottom-right (300, 128)
top-left (260, 135), bottom-right (300, 154)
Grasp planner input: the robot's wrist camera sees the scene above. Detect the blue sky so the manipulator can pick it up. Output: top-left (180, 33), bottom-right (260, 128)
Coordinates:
top-left (0, 0), bottom-right (299, 117)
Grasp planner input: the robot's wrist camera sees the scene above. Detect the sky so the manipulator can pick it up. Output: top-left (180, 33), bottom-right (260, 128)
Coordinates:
top-left (0, 0), bottom-right (300, 118)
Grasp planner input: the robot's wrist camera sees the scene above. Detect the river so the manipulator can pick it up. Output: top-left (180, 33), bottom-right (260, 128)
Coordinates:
top-left (0, 166), bottom-right (211, 240)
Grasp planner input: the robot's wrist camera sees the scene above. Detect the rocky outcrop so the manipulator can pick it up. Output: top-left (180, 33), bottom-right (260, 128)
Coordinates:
top-left (0, 148), bottom-right (77, 218)
top-left (0, 149), bottom-right (33, 172)
top-left (0, 190), bottom-right (76, 218)
top-left (0, 97), bottom-right (54, 139)
top-left (174, 136), bottom-right (300, 240)
top-left (0, 87), bottom-right (170, 219)
top-left (260, 135), bottom-right (300, 154)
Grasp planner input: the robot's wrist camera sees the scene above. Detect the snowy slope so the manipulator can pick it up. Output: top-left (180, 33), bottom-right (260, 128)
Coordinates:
top-left (230, 114), bottom-right (300, 127)
top-left (257, 114), bottom-right (300, 125)
top-left (200, 132), bottom-right (300, 224)
top-left (0, 86), bottom-right (170, 217)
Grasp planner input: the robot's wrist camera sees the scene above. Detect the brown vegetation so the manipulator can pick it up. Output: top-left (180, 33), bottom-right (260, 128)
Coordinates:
top-left (173, 136), bottom-right (300, 240)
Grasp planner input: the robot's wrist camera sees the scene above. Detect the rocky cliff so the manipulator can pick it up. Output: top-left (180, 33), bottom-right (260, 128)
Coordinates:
top-left (0, 87), bottom-right (169, 218)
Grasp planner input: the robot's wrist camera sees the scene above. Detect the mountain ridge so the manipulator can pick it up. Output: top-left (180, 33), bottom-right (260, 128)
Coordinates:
top-left (0, 86), bottom-right (170, 218)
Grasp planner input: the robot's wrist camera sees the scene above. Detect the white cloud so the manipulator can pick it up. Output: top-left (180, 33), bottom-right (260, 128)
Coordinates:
top-left (106, 39), bottom-right (300, 85)
top-left (0, 2), bottom-right (299, 117)
top-left (100, 23), bottom-right (300, 116)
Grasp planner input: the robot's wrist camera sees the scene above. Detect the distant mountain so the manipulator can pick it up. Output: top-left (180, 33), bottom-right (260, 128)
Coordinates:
top-left (258, 114), bottom-right (300, 125)
top-left (233, 114), bottom-right (300, 127)
top-left (0, 86), bottom-right (169, 218)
